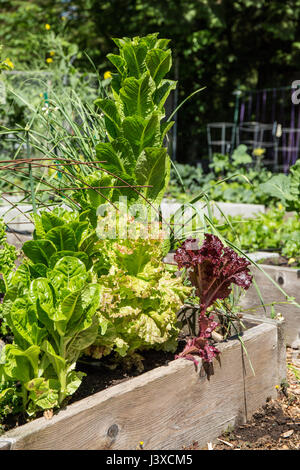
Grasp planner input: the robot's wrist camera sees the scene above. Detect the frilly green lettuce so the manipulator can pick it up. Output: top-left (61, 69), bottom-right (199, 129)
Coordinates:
top-left (87, 214), bottom-right (191, 359)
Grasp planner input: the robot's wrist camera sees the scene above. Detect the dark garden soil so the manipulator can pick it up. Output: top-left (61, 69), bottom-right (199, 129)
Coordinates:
top-left (184, 348), bottom-right (300, 451)
top-left (69, 345), bottom-right (185, 404)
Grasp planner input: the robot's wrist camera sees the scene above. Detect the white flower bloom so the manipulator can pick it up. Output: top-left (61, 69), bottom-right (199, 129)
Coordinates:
top-left (42, 103), bottom-right (50, 115)
top-left (41, 104), bottom-right (59, 115)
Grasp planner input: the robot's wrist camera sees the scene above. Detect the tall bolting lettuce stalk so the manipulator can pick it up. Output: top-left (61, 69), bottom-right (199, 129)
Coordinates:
top-left (93, 33), bottom-right (176, 206)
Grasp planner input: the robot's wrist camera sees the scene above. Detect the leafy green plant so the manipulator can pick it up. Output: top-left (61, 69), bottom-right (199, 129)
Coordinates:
top-left (0, 218), bottom-right (17, 338)
top-left (281, 231), bottom-right (300, 262)
top-left (0, 209), bottom-right (103, 415)
top-left (0, 381), bottom-right (21, 430)
top-left (93, 33), bottom-right (176, 207)
top-left (209, 145), bottom-right (252, 175)
top-left (231, 145), bottom-right (253, 167)
top-left (260, 160), bottom-right (300, 212)
top-left (26, 208), bottom-right (98, 267)
top-left (85, 212), bottom-right (191, 366)
top-left (217, 206), bottom-right (300, 266)
top-left (1, 33), bottom-right (177, 221)
top-left (0, 253), bottom-right (101, 415)
top-left (0, 218), bottom-right (17, 291)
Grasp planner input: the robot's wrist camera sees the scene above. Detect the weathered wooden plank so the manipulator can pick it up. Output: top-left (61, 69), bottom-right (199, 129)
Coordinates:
top-left (0, 321), bottom-right (284, 451)
top-left (0, 440), bottom-right (13, 450)
top-left (242, 315), bottom-right (286, 383)
top-left (241, 265), bottom-right (300, 348)
top-left (5, 233), bottom-right (32, 251)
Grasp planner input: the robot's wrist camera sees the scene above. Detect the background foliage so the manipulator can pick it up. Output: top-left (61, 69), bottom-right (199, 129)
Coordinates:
top-left (1, 0), bottom-right (300, 163)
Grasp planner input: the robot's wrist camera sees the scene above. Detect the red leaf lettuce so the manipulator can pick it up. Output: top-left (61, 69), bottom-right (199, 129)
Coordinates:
top-left (174, 234), bottom-right (253, 364)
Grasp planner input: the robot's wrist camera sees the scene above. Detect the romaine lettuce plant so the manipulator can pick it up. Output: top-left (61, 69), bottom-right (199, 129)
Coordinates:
top-left (0, 209), bottom-right (104, 415)
top-left (22, 207), bottom-right (99, 271)
top-left (0, 254), bottom-right (101, 415)
top-left (174, 234), bottom-right (253, 364)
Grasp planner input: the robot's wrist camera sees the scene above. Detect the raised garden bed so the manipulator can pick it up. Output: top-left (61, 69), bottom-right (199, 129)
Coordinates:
top-left (240, 261), bottom-right (300, 349)
top-left (0, 316), bottom-right (285, 450)
top-left (0, 207), bottom-right (34, 234)
top-left (160, 200), bottom-right (266, 222)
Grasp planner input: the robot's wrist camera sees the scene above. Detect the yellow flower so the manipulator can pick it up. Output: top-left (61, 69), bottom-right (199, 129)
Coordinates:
top-left (46, 57), bottom-right (53, 64)
top-left (49, 51), bottom-right (55, 56)
top-left (48, 168), bottom-right (57, 178)
top-left (3, 58), bottom-right (14, 69)
top-left (278, 203), bottom-right (283, 211)
top-left (39, 93), bottom-right (44, 98)
top-left (45, 24), bottom-right (51, 30)
top-left (275, 385), bottom-right (280, 390)
top-left (104, 70), bottom-right (112, 80)
top-left (253, 147), bottom-right (265, 157)
top-left (288, 258), bottom-right (296, 265)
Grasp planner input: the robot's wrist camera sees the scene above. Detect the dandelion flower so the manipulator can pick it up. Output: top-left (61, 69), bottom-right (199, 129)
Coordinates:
top-left (46, 57), bottom-right (53, 64)
top-left (45, 24), bottom-right (51, 30)
top-left (104, 70), bottom-right (112, 80)
top-left (253, 147), bottom-right (265, 157)
top-left (49, 51), bottom-right (55, 56)
top-left (4, 58), bottom-right (14, 69)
